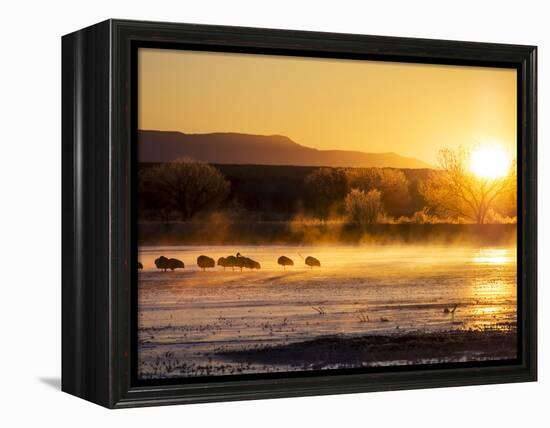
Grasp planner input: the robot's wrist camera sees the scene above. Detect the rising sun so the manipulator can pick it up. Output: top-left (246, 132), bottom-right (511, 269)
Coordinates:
top-left (469, 144), bottom-right (511, 179)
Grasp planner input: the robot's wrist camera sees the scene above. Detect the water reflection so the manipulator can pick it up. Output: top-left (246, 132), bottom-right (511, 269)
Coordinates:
top-left (138, 245), bottom-right (518, 376)
top-left (472, 306), bottom-right (499, 316)
top-left (472, 248), bottom-right (514, 265)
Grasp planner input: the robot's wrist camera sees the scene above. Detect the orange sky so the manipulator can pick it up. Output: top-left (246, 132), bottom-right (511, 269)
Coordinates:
top-left (138, 48), bottom-right (517, 165)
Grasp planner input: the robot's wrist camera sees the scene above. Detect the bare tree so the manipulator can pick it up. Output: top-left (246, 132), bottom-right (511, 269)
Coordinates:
top-left (141, 158), bottom-right (230, 221)
top-left (345, 188), bottom-right (382, 227)
top-left (419, 147), bottom-right (516, 224)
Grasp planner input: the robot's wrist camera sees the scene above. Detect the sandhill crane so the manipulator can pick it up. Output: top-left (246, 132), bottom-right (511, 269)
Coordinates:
top-left (305, 256), bottom-right (321, 269)
top-left (277, 256), bottom-right (294, 270)
top-left (167, 258), bottom-right (184, 270)
top-left (235, 253), bottom-right (245, 271)
top-left (225, 255), bottom-right (237, 270)
top-left (234, 253), bottom-right (260, 271)
top-left (154, 256), bottom-right (184, 271)
top-left (197, 255), bottom-right (215, 271)
top-left (245, 258), bottom-right (261, 270)
top-left (154, 256), bottom-right (169, 271)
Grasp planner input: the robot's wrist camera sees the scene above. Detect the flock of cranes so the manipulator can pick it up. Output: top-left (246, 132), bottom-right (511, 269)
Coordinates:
top-left (140, 253), bottom-right (321, 272)
top-left (217, 253), bottom-right (260, 271)
top-left (139, 254), bottom-right (461, 320)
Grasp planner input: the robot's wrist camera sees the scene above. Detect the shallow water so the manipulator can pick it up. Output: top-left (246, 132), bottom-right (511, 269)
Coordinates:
top-left (137, 245), bottom-right (517, 378)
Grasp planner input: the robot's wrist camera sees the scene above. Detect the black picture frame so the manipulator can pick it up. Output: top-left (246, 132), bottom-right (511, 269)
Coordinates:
top-left (62, 19), bottom-right (537, 408)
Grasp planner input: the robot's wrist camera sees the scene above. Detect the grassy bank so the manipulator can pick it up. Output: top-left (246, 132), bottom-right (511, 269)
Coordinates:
top-left (138, 221), bottom-right (516, 246)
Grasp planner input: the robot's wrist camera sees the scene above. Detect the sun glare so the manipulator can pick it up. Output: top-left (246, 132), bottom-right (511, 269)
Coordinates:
top-left (469, 144), bottom-right (510, 179)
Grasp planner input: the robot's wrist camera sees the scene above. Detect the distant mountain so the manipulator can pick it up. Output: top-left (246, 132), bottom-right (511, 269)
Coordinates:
top-left (138, 130), bottom-right (432, 169)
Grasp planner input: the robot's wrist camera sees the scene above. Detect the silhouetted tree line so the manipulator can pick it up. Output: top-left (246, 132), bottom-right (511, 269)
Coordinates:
top-left (138, 148), bottom-right (516, 225)
top-left (138, 160), bottom-right (431, 222)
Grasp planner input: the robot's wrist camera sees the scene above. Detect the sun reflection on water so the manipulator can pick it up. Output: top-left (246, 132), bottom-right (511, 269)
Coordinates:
top-left (471, 248), bottom-right (514, 265)
top-left (472, 306), bottom-right (500, 316)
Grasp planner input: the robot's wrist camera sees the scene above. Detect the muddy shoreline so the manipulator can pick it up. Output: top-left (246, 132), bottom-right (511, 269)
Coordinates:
top-left (218, 329), bottom-right (517, 369)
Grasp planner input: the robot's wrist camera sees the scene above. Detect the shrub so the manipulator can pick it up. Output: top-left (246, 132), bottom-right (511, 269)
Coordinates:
top-left (346, 168), bottom-right (410, 216)
top-left (345, 188), bottom-right (382, 228)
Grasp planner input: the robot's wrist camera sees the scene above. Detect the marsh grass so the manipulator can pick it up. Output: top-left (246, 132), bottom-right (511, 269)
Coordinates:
top-left (312, 306), bottom-right (326, 315)
top-left (357, 310), bottom-right (369, 323)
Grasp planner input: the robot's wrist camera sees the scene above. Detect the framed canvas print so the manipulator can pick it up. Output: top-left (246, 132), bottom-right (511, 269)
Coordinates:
top-left (62, 19), bottom-right (537, 408)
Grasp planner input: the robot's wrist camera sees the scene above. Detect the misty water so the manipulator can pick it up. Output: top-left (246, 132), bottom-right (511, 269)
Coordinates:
top-left (137, 245), bottom-right (516, 378)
